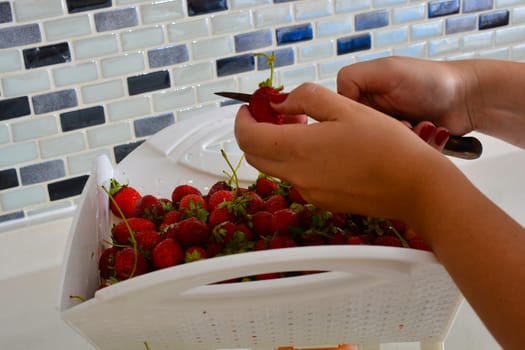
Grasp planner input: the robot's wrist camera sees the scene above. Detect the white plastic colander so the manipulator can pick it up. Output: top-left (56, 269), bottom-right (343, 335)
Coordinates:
top-left (57, 105), bottom-right (463, 350)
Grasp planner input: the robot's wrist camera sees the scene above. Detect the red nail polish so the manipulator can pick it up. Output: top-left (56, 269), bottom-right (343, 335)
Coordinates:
top-left (419, 124), bottom-right (436, 141)
top-left (269, 93), bottom-right (288, 104)
top-left (434, 129), bottom-right (450, 146)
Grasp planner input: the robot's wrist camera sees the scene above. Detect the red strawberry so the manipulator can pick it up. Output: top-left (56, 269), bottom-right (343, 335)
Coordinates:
top-left (254, 176), bottom-right (279, 198)
top-left (179, 193), bottom-right (209, 221)
top-left (207, 189), bottom-right (234, 212)
top-left (135, 229), bottom-right (161, 252)
top-left (112, 217), bottom-right (156, 245)
top-left (184, 246), bottom-right (208, 263)
top-left (98, 246), bottom-right (119, 279)
top-left (151, 238), bottom-right (184, 269)
top-left (224, 223), bottom-right (253, 244)
top-left (114, 247), bottom-right (149, 279)
top-left (271, 208), bottom-right (299, 236)
top-left (206, 235), bottom-right (224, 257)
top-left (408, 237), bottom-right (432, 251)
top-left (288, 186), bottom-right (306, 204)
top-left (255, 272), bottom-right (282, 280)
top-left (158, 210), bottom-right (182, 232)
top-left (374, 235), bottom-right (403, 247)
top-left (107, 179), bottom-right (142, 218)
top-left (171, 184), bottom-right (201, 204)
top-left (134, 194), bottom-right (165, 223)
top-left (301, 231), bottom-right (326, 246)
top-left (265, 194), bottom-right (288, 213)
top-left (242, 191), bottom-right (265, 214)
top-left (250, 210), bottom-right (273, 237)
top-left (327, 231), bottom-right (347, 245)
top-left (347, 235), bottom-right (366, 245)
top-left (172, 216), bottom-right (210, 248)
top-left (268, 235), bottom-right (297, 249)
top-left (207, 180), bottom-right (232, 197)
top-left (208, 205), bottom-right (235, 229)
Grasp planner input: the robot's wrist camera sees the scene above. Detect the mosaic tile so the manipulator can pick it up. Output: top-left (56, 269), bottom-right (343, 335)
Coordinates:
top-left (0, 2), bottom-right (13, 23)
top-left (53, 62), bottom-right (99, 87)
top-left (461, 31), bottom-right (494, 50)
top-left (152, 87), bottom-right (196, 112)
top-left (0, 125), bottom-right (9, 144)
top-left (334, 0), bottom-right (370, 13)
top-left (0, 97), bottom-right (31, 121)
top-left (73, 34), bottom-right (119, 59)
top-left (167, 19), bottom-right (209, 42)
top-left (148, 45), bottom-right (189, 69)
top-left (198, 78), bottom-right (237, 103)
top-left (373, 0), bottom-right (405, 6)
top-left (107, 96), bottom-right (151, 121)
top-left (276, 23), bottom-right (313, 45)
top-left (428, 36), bottom-right (460, 56)
top-left (67, 149), bottom-right (112, 175)
top-left (60, 106), bottom-right (105, 132)
top-left (13, 0), bottom-right (63, 22)
top-left (121, 26), bottom-right (165, 51)
top-left (495, 25), bottom-right (525, 45)
top-left (297, 41), bottom-right (333, 63)
top-left (0, 50), bottom-right (21, 73)
top-left (40, 133), bottom-right (86, 158)
top-left (512, 6), bottom-right (525, 24)
top-left (211, 10), bottom-right (252, 34)
top-left (317, 57), bottom-right (354, 80)
top-left (20, 160), bottom-right (65, 185)
top-left (375, 26), bottom-right (408, 48)
top-left (0, 211), bottom-right (24, 224)
top-left (253, 5), bottom-right (293, 27)
top-left (463, 0), bottom-right (493, 13)
top-left (0, 169), bottom-right (19, 191)
top-left (392, 3), bottom-right (426, 24)
top-left (478, 47), bottom-right (509, 59)
top-left (82, 79), bottom-right (124, 104)
top-left (12, 115), bottom-right (58, 142)
top-left (256, 47), bottom-right (294, 69)
top-left (337, 33), bottom-right (372, 55)
top-left (94, 7), bottom-right (139, 32)
top-left (86, 122), bottom-right (132, 148)
top-left (114, 140), bottom-right (144, 163)
top-left (32, 89), bottom-right (78, 115)
top-left (479, 10), bottom-right (510, 30)
top-left (316, 16), bottom-right (353, 38)
top-left (0, 24), bottom-right (41, 49)
top-left (172, 61), bottom-right (215, 85)
top-left (356, 50), bottom-right (391, 62)
top-left (393, 42), bottom-right (427, 58)
top-left (411, 19), bottom-right (444, 40)
top-left (229, 0), bottom-right (271, 9)
top-left (446, 15), bottom-right (477, 34)
top-left (23, 42), bottom-right (71, 69)
top-left (140, 1), bottom-right (184, 24)
top-left (128, 70), bottom-right (171, 96)
top-left (101, 52), bottom-right (146, 77)
top-left (134, 113), bottom-right (175, 137)
top-left (1, 186), bottom-right (47, 211)
top-left (0, 142), bottom-right (38, 168)
top-left (192, 36), bottom-right (234, 60)
top-left (234, 30), bottom-right (273, 52)
top-left (66, 0), bottom-right (112, 13)
top-left (2, 70), bottom-right (51, 97)
top-left (511, 43), bottom-right (525, 61)
top-left (294, 1), bottom-right (331, 20)
top-left (428, 0), bottom-right (460, 18)
top-left (279, 64), bottom-right (316, 87)
top-left (48, 175), bottom-right (89, 201)
top-left (43, 15), bottom-right (92, 42)
top-left (355, 9), bottom-right (389, 31)
top-left (216, 54), bottom-right (255, 77)
top-left (188, 0), bottom-right (228, 16)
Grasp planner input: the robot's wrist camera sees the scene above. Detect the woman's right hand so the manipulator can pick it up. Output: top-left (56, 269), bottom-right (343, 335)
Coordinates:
top-left (337, 56), bottom-right (476, 137)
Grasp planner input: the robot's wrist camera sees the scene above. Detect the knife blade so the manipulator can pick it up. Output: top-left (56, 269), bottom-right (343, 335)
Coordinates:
top-left (215, 91), bottom-right (483, 160)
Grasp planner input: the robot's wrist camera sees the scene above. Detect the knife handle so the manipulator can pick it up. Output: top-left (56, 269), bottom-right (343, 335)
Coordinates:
top-left (443, 135), bottom-right (483, 160)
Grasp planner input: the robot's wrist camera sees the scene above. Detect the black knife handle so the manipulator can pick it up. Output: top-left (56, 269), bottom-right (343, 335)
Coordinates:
top-left (443, 135), bottom-right (483, 160)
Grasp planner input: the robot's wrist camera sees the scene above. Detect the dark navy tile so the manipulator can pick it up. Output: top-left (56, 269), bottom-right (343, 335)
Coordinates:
top-left (134, 113), bottom-right (174, 137)
top-left (0, 2), bottom-right (13, 23)
top-left (428, 0), bottom-right (459, 18)
top-left (235, 29), bottom-right (273, 52)
top-left (0, 97), bottom-right (31, 121)
top-left (276, 23), bottom-right (313, 45)
top-left (0, 211), bottom-right (24, 224)
top-left (446, 15), bottom-right (477, 34)
top-left (60, 106), bottom-right (105, 132)
top-left (148, 44), bottom-right (189, 68)
top-left (23, 42), bottom-right (71, 69)
top-left (0, 24), bottom-right (41, 49)
top-left (114, 140), bottom-right (145, 163)
top-left (337, 33), bottom-right (372, 55)
top-left (48, 174), bottom-right (89, 201)
top-left (0, 168), bottom-right (19, 190)
top-left (32, 89), bottom-right (78, 115)
top-left (479, 10), bottom-right (509, 30)
top-left (463, 0), bottom-right (493, 13)
top-left (216, 54), bottom-right (255, 77)
top-left (94, 7), bottom-right (138, 32)
top-left (355, 10), bottom-right (389, 31)
top-left (20, 160), bottom-right (65, 185)
top-left (256, 47), bottom-right (294, 70)
top-left (66, 0), bottom-right (112, 13)
top-left (127, 70), bottom-right (170, 96)
top-left (188, 0), bottom-right (227, 16)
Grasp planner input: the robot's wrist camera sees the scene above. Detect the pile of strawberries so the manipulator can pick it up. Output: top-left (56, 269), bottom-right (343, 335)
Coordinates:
top-left (98, 162), bottom-right (431, 288)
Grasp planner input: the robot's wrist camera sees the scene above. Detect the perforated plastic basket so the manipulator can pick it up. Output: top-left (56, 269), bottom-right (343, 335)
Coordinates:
top-left (57, 105), bottom-right (463, 350)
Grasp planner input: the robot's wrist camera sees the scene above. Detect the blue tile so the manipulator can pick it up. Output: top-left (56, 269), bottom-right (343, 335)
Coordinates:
top-left (32, 89), bottom-right (78, 114)
top-left (274, 0), bottom-right (297, 2)
top-left (276, 23), bottom-right (313, 45)
top-left (0, 24), bottom-right (41, 49)
top-left (66, 0), bottom-right (112, 13)
top-left (428, 0), bottom-right (459, 18)
top-left (114, 140), bottom-right (144, 163)
top-left (48, 175), bottom-right (89, 201)
top-left (235, 29), bottom-right (273, 52)
top-left (188, 0), bottom-right (228, 16)
top-left (216, 53), bottom-right (255, 77)
top-left (60, 106), bottom-right (105, 132)
top-left (94, 7), bottom-right (138, 32)
top-left (256, 47), bottom-right (294, 70)
top-left (148, 44), bottom-right (189, 68)
top-left (20, 160), bottom-right (65, 185)
top-left (337, 33), bottom-right (372, 55)
top-left (0, 168), bottom-right (19, 190)
top-left (463, 0), bottom-right (492, 13)
top-left (0, 97), bottom-right (31, 121)
top-left (23, 42), bottom-right (71, 69)
top-left (0, 211), bottom-right (24, 224)
top-left (446, 15), bottom-right (477, 34)
top-left (134, 113), bottom-right (175, 137)
top-left (0, 2), bottom-right (12, 23)
top-left (479, 10), bottom-right (509, 30)
top-left (355, 10), bottom-right (389, 31)
top-left (128, 71), bottom-right (171, 96)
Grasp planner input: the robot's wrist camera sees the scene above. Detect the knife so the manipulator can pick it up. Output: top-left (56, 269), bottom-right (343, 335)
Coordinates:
top-left (215, 91), bottom-right (483, 160)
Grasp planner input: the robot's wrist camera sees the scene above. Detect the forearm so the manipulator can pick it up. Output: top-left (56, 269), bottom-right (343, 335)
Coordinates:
top-left (455, 59), bottom-right (525, 147)
top-left (407, 157), bottom-right (525, 350)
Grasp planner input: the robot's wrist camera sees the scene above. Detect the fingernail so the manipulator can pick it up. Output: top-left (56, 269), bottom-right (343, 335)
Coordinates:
top-left (434, 129), bottom-right (450, 146)
top-left (418, 124), bottom-right (436, 142)
top-left (269, 93), bottom-right (289, 104)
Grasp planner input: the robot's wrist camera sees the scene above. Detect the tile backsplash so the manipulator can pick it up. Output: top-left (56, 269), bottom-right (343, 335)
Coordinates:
top-left (1, 0), bottom-right (524, 227)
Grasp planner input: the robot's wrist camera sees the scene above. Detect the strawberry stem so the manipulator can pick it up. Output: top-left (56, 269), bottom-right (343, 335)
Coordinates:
top-left (254, 52), bottom-right (276, 88)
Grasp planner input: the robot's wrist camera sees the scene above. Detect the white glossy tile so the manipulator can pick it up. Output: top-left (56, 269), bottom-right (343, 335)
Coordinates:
top-left (411, 19), bottom-right (444, 40)
top-left (210, 10), bottom-right (252, 35)
top-left (316, 15), bottom-right (353, 38)
top-left (393, 42), bottom-right (427, 57)
top-left (192, 36), bottom-right (233, 60)
top-left (279, 64), bottom-right (316, 88)
top-left (335, 0), bottom-right (371, 14)
top-left (81, 80), bottom-right (124, 104)
top-left (478, 47), bottom-right (510, 60)
top-left (428, 36), bottom-right (461, 57)
top-left (297, 41), bottom-right (334, 63)
top-left (1, 186), bottom-right (47, 212)
top-left (461, 31), bottom-right (494, 50)
top-left (392, 3), bottom-right (426, 24)
top-left (121, 26), bottom-right (165, 51)
top-left (107, 96), bottom-right (151, 121)
top-left (140, 0), bottom-right (184, 24)
top-left (511, 6), bottom-right (525, 24)
top-left (39, 132), bottom-right (85, 158)
top-left (12, 115), bottom-right (58, 142)
top-left (67, 149), bottom-right (113, 175)
top-left (44, 15), bottom-right (92, 42)
top-left (229, 0), bottom-right (271, 10)
top-left (495, 25), bottom-right (525, 45)
top-left (253, 5), bottom-right (293, 28)
top-left (0, 142), bottom-right (38, 168)
top-left (101, 53), bottom-right (146, 78)
top-left (53, 62), bottom-right (98, 87)
top-left (375, 26), bottom-right (409, 48)
top-left (294, 0), bottom-right (332, 20)
top-left (167, 19), bottom-right (210, 42)
top-left (317, 56), bottom-right (354, 80)
top-left (1, 70), bottom-right (50, 97)
top-left (0, 125), bottom-right (9, 144)
top-left (86, 123), bottom-right (132, 148)
top-left (172, 61), bottom-right (215, 85)
top-left (13, 0), bottom-right (64, 22)
top-left (197, 78), bottom-right (237, 102)
top-left (73, 34), bottom-right (119, 60)
top-left (153, 87), bottom-right (196, 111)
top-left (0, 50), bottom-right (21, 73)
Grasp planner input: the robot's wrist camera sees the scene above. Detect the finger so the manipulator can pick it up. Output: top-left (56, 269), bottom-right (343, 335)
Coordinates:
top-left (429, 127), bottom-right (450, 152)
top-left (412, 121), bottom-right (436, 143)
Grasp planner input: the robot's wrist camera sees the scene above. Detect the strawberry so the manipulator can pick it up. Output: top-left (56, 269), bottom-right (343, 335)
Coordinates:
top-left (288, 186), bottom-right (306, 204)
top-left (112, 217), bottom-right (156, 245)
top-left (271, 208), bottom-right (299, 236)
top-left (179, 193), bottom-right (208, 211)
top-left (135, 229), bottom-right (161, 252)
top-left (254, 175), bottom-right (279, 198)
top-left (184, 246), bottom-right (208, 263)
top-left (255, 272), bottom-right (282, 280)
top-left (207, 180), bottom-right (232, 197)
top-left (265, 194), bottom-right (288, 213)
top-left (224, 223), bottom-right (253, 244)
top-left (248, 53), bottom-right (286, 124)
top-left (151, 238), bottom-right (184, 269)
top-left (107, 179), bottom-right (142, 218)
top-left (206, 235), bottom-right (224, 257)
top-left (268, 235), bottom-right (297, 249)
top-left (114, 247), bottom-right (149, 279)
top-left (172, 216), bottom-right (210, 248)
top-left (134, 194), bottom-right (165, 223)
top-left (207, 189), bottom-right (234, 212)
top-left (208, 205), bottom-right (236, 229)
top-left (158, 210), bottom-right (182, 232)
top-left (408, 237), bottom-right (432, 251)
top-left (374, 235), bottom-right (403, 247)
top-left (347, 235), bottom-right (366, 245)
top-left (249, 210), bottom-right (273, 238)
top-left (98, 246), bottom-right (119, 279)
top-left (171, 184), bottom-right (201, 204)
top-left (242, 191), bottom-right (265, 214)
